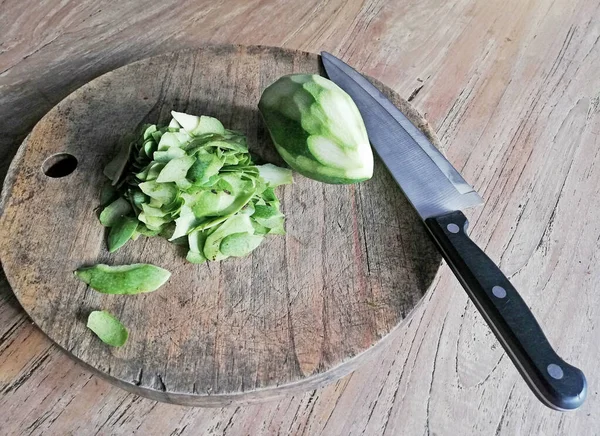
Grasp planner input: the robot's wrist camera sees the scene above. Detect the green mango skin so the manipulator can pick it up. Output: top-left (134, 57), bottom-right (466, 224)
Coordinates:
top-left (259, 74), bottom-right (373, 184)
top-left (74, 263), bottom-right (171, 294)
top-left (107, 217), bottom-right (138, 253)
top-left (87, 310), bottom-right (128, 347)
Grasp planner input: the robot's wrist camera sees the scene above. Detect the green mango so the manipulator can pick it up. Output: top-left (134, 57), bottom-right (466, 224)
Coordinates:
top-left (259, 74), bottom-right (373, 184)
top-left (87, 310), bottom-right (128, 347)
top-left (74, 263), bottom-right (171, 294)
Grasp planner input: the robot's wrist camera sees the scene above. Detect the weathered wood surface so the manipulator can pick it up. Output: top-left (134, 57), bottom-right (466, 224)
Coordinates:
top-left (0, 45), bottom-right (441, 405)
top-left (1, 0), bottom-right (599, 434)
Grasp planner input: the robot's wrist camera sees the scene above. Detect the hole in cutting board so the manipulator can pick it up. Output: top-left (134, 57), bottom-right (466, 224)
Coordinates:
top-left (42, 153), bottom-right (78, 178)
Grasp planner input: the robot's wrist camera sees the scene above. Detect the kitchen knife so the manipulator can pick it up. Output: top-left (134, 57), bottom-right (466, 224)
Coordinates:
top-left (321, 51), bottom-right (587, 411)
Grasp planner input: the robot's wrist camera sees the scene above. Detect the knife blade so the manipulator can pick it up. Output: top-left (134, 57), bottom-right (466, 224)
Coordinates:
top-left (321, 51), bottom-right (587, 411)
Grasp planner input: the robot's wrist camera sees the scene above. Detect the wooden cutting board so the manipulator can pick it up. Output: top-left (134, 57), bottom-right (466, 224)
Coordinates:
top-left (0, 45), bottom-right (441, 406)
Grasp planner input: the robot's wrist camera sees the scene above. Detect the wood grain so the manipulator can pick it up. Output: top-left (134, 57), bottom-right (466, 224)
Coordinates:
top-left (0, 45), bottom-right (441, 406)
top-left (1, 0), bottom-right (599, 434)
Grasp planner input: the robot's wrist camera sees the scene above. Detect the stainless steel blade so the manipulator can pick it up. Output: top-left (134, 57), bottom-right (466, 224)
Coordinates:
top-left (321, 52), bottom-right (483, 219)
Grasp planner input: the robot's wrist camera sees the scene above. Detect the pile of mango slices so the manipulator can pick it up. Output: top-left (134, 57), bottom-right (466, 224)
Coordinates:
top-left (100, 111), bottom-right (292, 263)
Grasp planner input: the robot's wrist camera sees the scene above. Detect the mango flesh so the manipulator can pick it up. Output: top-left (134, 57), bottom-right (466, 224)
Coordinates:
top-left (259, 74), bottom-right (373, 184)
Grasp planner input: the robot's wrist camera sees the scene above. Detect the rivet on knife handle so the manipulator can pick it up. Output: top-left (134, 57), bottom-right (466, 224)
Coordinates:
top-left (425, 210), bottom-right (587, 411)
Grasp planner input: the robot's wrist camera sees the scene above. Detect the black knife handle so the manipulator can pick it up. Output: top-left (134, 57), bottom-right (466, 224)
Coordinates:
top-left (424, 210), bottom-right (587, 411)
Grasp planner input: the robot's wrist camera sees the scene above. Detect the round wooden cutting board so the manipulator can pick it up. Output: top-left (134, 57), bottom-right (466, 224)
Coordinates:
top-left (0, 45), bottom-right (441, 406)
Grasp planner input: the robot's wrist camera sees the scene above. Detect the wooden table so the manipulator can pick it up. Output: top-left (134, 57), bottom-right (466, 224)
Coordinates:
top-left (1, 0), bottom-right (598, 434)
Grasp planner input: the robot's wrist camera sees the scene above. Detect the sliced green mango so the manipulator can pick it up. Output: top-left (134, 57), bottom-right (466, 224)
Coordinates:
top-left (220, 233), bottom-right (264, 257)
top-left (104, 139), bottom-right (133, 185)
top-left (153, 147), bottom-right (186, 163)
top-left (99, 111), bottom-right (290, 263)
top-left (145, 162), bottom-right (165, 181)
top-left (87, 310), bottom-right (128, 347)
top-left (74, 263), bottom-right (171, 294)
top-left (187, 153), bottom-right (223, 185)
top-left (169, 204), bottom-right (198, 240)
top-left (138, 181), bottom-right (178, 205)
top-left (99, 198), bottom-right (132, 227)
top-left (256, 164), bottom-right (293, 187)
top-left (108, 216), bottom-right (138, 252)
top-left (171, 111), bottom-right (225, 136)
top-left (100, 183), bottom-right (118, 207)
top-left (203, 214), bottom-right (255, 261)
top-left (143, 124), bottom-right (158, 140)
top-left (186, 251), bottom-right (207, 264)
top-left (156, 155), bottom-right (195, 183)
